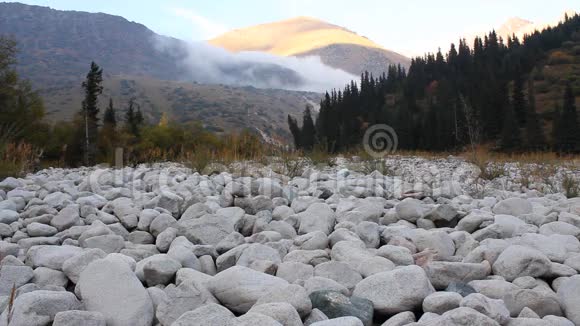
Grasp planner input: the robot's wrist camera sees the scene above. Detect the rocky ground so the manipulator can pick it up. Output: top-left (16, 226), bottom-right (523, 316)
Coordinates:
top-left (0, 156), bottom-right (579, 326)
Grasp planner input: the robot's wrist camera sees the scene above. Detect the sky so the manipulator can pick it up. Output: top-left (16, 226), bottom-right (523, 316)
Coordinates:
top-left (6, 0), bottom-right (579, 56)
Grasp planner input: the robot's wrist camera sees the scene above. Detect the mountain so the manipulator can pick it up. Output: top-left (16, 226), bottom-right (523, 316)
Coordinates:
top-left (210, 16), bottom-right (410, 76)
top-left (0, 2), bottom-right (324, 138)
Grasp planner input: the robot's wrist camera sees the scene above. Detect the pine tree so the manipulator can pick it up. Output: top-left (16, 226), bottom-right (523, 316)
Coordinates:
top-left (524, 79), bottom-right (546, 150)
top-left (500, 105), bottom-right (521, 151)
top-left (80, 62), bottom-right (103, 165)
top-left (103, 98), bottom-right (116, 127)
top-left (512, 73), bottom-right (526, 126)
top-left (301, 106), bottom-right (316, 151)
top-left (125, 98), bottom-right (143, 138)
top-left (99, 98), bottom-right (118, 160)
top-left (555, 83), bottom-right (579, 153)
top-left (287, 115), bottom-right (301, 149)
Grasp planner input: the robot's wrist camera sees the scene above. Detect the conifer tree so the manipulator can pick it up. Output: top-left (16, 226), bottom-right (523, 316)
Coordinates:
top-left (287, 115), bottom-right (301, 149)
top-left (512, 73), bottom-right (527, 126)
top-left (524, 79), bottom-right (546, 150)
top-left (555, 83), bottom-right (579, 153)
top-left (500, 105), bottom-right (522, 151)
top-left (103, 98), bottom-right (116, 127)
top-left (80, 62), bottom-right (103, 165)
top-left (125, 98), bottom-right (143, 138)
top-left (301, 106), bottom-right (316, 151)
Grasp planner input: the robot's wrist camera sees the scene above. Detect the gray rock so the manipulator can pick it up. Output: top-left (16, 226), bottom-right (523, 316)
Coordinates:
top-left (256, 284), bottom-right (312, 318)
top-left (149, 213), bottom-right (176, 237)
top-left (310, 317), bottom-right (364, 326)
top-left (376, 245), bottom-right (414, 266)
top-left (26, 245), bottom-right (83, 270)
top-left (32, 267), bottom-right (68, 287)
top-left (424, 261), bottom-right (491, 289)
top-left (237, 313), bottom-right (284, 326)
top-left (77, 258), bottom-right (154, 326)
top-left (304, 309), bottom-right (329, 326)
top-left (249, 302), bottom-right (303, 326)
top-left (460, 293), bottom-right (510, 324)
top-left (396, 198), bottom-right (429, 222)
top-left (83, 234), bottom-right (125, 254)
top-left (178, 214), bottom-right (241, 246)
top-left (0, 209), bottom-right (19, 224)
top-left (26, 222), bottom-right (58, 237)
top-left (293, 231), bottom-right (329, 250)
top-left (352, 265), bottom-right (435, 315)
top-left (0, 265), bottom-right (33, 295)
top-left (314, 261), bottom-right (362, 291)
top-left (445, 282), bottom-right (477, 297)
top-left (276, 262), bottom-right (314, 283)
top-left (207, 266), bottom-right (288, 313)
top-left (127, 231), bottom-right (155, 244)
top-left (135, 254), bottom-right (181, 286)
top-left (155, 227), bottom-right (177, 253)
top-left (423, 292), bottom-right (463, 315)
top-left (493, 198), bottom-right (533, 216)
top-left (429, 307), bottom-right (500, 326)
top-left (492, 245), bottom-right (551, 281)
top-left (51, 205), bottom-right (81, 231)
top-left (558, 275), bottom-right (580, 325)
top-left (381, 311), bottom-right (416, 326)
top-left (156, 279), bottom-right (218, 325)
top-left (172, 303), bottom-right (235, 326)
top-left (309, 290), bottom-right (373, 326)
top-left (304, 277), bottom-right (350, 296)
top-left (61, 248), bottom-right (107, 284)
top-left (298, 203), bottom-right (336, 235)
top-left (53, 311), bottom-right (106, 326)
top-left (0, 290), bottom-right (82, 326)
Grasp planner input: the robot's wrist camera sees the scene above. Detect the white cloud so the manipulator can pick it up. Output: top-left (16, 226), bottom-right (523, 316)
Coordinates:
top-left (169, 7), bottom-right (228, 40)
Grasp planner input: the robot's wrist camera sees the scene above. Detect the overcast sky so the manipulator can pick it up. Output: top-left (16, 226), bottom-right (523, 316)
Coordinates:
top-left (7, 0), bottom-right (579, 56)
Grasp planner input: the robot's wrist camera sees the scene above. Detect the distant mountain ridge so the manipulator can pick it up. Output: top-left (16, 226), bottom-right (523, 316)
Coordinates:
top-left (210, 16), bottom-right (411, 76)
top-left (0, 2), bottom-right (325, 138)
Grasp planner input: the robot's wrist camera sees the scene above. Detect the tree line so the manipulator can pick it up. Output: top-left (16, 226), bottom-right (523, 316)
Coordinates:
top-left (0, 38), bottom-right (262, 170)
top-left (289, 13), bottom-right (580, 153)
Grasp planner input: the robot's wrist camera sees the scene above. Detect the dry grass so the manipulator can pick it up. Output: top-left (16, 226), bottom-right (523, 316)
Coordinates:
top-left (0, 143), bottom-right (43, 178)
top-left (562, 174), bottom-right (580, 198)
top-left (7, 283), bottom-right (15, 325)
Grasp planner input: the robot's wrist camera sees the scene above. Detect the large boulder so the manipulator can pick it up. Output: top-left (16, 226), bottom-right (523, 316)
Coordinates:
top-left (248, 302), bottom-right (303, 326)
top-left (53, 311), bottom-right (106, 326)
top-left (0, 290), bottom-right (82, 326)
top-left (256, 284), bottom-right (312, 318)
top-left (492, 245), bottom-right (551, 281)
top-left (77, 258), bottom-right (155, 326)
top-left (423, 261), bottom-right (491, 289)
top-left (309, 290), bottom-right (373, 326)
top-left (177, 214), bottom-right (242, 246)
top-left (26, 245), bottom-right (84, 270)
top-left (207, 266), bottom-right (288, 313)
top-left (156, 280), bottom-right (218, 326)
top-left (558, 275), bottom-right (580, 325)
top-left (172, 303), bottom-right (235, 326)
top-left (298, 203), bottom-right (336, 235)
top-left (352, 265), bottom-right (435, 314)
top-left (492, 198), bottom-right (533, 216)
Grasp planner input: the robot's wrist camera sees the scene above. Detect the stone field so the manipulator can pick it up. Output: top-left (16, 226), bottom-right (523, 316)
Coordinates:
top-left (0, 156), bottom-right (579, 325)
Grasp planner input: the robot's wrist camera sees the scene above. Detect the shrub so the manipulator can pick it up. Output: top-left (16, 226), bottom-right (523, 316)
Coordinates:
top-left (562, 174), bottom-right (580, 198)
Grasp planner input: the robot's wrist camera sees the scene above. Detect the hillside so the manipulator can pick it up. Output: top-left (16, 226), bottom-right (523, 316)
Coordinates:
top-left (39, 76), bottom-right (321, 139)
top-left (0, 2), bottom-right (327, 138)
top-left (210, 16), bottom-right (410, 76)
